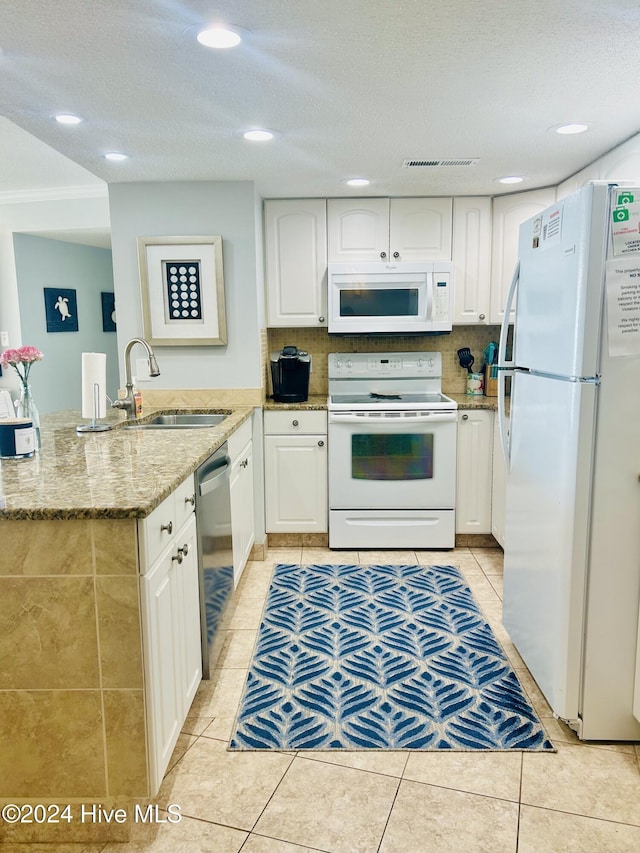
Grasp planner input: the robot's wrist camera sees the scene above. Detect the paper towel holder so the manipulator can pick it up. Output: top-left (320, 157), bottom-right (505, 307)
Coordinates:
top-left (76, 382), bottom-right (113, 434)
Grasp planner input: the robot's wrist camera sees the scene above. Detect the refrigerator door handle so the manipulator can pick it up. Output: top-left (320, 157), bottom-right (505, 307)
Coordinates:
top-left (498, 261), bottom-right (520, 468)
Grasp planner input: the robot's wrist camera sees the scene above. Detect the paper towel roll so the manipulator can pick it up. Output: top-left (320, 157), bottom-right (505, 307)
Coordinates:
top-left (81, 352), bottom-right (107, 419)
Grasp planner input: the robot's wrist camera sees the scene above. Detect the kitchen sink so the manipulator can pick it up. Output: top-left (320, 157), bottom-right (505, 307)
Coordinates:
top-left (124, 413), bottom-right (228, 429)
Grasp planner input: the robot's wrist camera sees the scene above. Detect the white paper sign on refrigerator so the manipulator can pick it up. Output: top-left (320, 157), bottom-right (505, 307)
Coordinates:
top-left (605, 258), bottom-right (640, 356)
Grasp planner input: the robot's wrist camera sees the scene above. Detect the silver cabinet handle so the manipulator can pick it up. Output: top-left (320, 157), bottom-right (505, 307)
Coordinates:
top-left (461, 414), bottom-right (469, 421)
top-left (185, 494), bottom-right (195, 506)
top-left (318, 440), bottom-right (325, 447)
top-left (393, 251), bottom-right (400, 258)
top-left (171, 551), bottom-right (183, 564)
top-left (479, 313), bottom-right (486, 320)
top-left (160, 521), bottom-right (173, 535)
top-left (319, 316), bottom-right (325, 323)
top-left (241, 458), bottom-right (249, 468)
top-left (292, 419), bottom-right (299, 427)
top-left (178, 543), bottom-right (189, 558)
top-left (380, 251), bottom-right (387, 259)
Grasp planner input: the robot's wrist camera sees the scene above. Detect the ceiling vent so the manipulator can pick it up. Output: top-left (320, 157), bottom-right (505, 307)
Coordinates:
top-left (402, 158), bottom-right (480, 168)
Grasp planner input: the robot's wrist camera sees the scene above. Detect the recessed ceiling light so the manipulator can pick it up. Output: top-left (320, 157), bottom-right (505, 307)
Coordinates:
top-left (197, 25), bottom-right (242, 48)
top-left (495, 175), bottom-right (524, 185)
top-left (104, 152), bottom-right (128, 161)
top-left (242, 129), bottom-right (276, 142)
top-left (554, 122), bottom-right (589, 135)
top-left (55, 113), bottom-right (83, 125)
top-left (345, 178), bottom-right (370, 187)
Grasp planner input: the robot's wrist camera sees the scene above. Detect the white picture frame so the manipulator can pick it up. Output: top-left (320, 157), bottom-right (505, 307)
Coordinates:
top-left (137, 236), bottom-right (227, 346)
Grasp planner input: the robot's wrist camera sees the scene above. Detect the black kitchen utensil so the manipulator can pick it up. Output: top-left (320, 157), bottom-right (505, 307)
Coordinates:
top-left (457, 347), bottom-right (475, 373)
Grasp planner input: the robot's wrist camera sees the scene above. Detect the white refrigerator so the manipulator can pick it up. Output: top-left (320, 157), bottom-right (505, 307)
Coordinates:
top-left (498, 181), bottom-right (640, 740)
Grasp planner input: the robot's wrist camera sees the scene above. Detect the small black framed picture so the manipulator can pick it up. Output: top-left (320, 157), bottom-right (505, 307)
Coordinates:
top-left (44, 287), bottom-right (79, 332)
top-left (101, 292), bottom-right (116, 332)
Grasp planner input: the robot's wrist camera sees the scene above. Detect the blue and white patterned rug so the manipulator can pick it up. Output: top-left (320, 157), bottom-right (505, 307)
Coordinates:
top-left (229, 564), bottom-right (554, 751)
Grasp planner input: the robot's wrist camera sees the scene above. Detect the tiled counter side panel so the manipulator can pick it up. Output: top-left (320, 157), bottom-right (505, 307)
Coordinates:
top-left (0, 516), bottom-right (146, 844)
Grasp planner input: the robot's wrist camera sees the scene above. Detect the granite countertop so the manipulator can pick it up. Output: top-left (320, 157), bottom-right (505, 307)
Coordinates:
top-left (0, 405), bottom-right (253, 521)
top-left (263, 395), bottom-right (328, 411)
top-left (0, 393), bottom-right (507, 521)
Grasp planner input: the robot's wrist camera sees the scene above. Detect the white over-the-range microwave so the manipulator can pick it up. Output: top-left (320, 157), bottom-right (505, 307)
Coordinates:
top-left (327, 261), bottom-right (453, 334)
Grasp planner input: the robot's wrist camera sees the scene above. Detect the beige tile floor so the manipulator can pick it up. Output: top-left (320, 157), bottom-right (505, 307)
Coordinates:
top-left (40, 547), bottom-right (640, 852)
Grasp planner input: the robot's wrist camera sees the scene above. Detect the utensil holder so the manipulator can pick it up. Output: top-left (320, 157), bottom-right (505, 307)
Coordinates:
top-left (466, 372), bottom-right (484, 396)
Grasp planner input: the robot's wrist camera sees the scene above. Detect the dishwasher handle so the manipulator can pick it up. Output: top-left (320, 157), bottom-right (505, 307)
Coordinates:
top-left (198, 456), bottom-right (231, 497)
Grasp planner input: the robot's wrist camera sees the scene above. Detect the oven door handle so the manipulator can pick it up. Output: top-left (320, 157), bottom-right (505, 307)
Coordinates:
top-left (328, 412), bottom-right (458, 425)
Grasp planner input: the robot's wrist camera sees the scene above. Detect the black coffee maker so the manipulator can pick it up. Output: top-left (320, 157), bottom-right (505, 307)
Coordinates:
top-left (270, 345), bottom-right (311, 403)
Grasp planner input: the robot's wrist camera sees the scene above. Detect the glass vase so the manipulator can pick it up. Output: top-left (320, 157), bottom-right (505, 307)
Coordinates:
top-left (16, 383), bottom-right (41, 452)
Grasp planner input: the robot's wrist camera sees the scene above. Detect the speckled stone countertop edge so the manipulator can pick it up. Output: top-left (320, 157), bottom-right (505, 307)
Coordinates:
top-left (0, 405), bottom-right (254, 522)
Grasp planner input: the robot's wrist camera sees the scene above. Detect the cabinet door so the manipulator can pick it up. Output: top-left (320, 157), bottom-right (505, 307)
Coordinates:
top-left (264, 434), bottom-right (328, 532)
top-left (389, 198), bottom-right (452, 261)
top-left (327, 198), bottom-right (389, 262)
top-left (490, 188), bottom-right (556, 325)
top-left (264, 199), bottom-right (328, 327)
top-left (230, 438), bottom-right (255, 586)
top-left (174, 514), bottom-right (201, 714)
top-left (456, 410), bottom-right (494, 534)
top-left (452, 197), bottom-right (492, 324)
top-left (141, 545), bottom-right (183, 794)
top-left (491, 413), bottom-right (508, 548)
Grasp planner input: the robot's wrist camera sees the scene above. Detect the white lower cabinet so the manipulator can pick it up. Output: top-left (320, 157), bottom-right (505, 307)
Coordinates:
top-left (264, 410), bottom-right (328, 533)
top-left (229, 420), bottom-right (255, 586)
top-left (491, 412), bottom-right (508, 548)
top-left (456, 409), bottom-right (494, 535)
top-left (140, 475), bottom-right (202, 795)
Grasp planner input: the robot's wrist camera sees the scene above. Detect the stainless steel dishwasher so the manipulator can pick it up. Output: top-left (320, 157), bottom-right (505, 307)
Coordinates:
top-left (195, 443), bottom-right (233, 677)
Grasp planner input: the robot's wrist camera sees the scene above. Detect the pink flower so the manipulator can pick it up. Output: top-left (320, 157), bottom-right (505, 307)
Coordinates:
top-left (0, 345), bottom-right (44, 384)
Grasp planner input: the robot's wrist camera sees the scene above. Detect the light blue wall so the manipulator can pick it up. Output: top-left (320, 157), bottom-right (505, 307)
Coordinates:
top-left (13, 234), bottom-right (118, 414)
top-left (108, 181), bottom-right (262, 390)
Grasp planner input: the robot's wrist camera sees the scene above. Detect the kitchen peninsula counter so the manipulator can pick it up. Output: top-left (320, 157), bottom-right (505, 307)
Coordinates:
top-left (0, 403), bottom-right (255, 844)
top-left (0, 405), bottom-right (253, 520)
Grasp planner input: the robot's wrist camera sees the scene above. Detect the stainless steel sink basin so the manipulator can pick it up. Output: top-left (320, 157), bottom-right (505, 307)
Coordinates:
top-left (124, 413), bottom-right (228, 429)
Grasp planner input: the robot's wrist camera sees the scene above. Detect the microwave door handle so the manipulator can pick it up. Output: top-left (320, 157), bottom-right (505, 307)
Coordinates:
top-left (426, 272), bottom-right (434, 321)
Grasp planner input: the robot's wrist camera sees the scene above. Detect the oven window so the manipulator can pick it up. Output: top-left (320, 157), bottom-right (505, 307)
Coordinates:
top-left (351, 433), bottom-right (433, 480)
top-left (340, 288), bottom-right (419, 318)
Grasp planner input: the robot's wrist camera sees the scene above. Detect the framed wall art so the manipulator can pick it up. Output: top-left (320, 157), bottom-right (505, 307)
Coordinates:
top-left (44, 287), bottom-right (79, 332)
top-left (137, 236), bottom-right (227, 346)
top-left (101, 292), bottom-right (116, 332)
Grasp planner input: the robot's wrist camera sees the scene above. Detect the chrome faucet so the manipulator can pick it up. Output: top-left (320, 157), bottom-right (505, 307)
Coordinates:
top-left (111, 337), bottom-right (160, 418)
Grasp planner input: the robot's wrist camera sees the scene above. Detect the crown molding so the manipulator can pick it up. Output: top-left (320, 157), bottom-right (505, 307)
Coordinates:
top-left (0, 184), bottom-right (108, 204)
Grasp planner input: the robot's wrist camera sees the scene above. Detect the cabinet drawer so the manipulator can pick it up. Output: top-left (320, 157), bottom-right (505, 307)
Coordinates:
top-left (140, 492), bottom-right (177, 569)
top-left (228, 417), bottom-right (252, 459)
top-left (174, 473), bottom-right (196, 531)
top-left (140, 474), bottom-right (195, 568)
top-left (264, 410), bottom-right (327, 435)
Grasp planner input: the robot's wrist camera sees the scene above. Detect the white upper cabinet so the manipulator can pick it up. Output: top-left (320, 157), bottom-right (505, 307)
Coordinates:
top-left (489, 187), bottom-right (556, 325)
top-left (451, 197), bottom-right (492, 324)
top-left (264, 199), bottom-right (328, 327)
top-left (327, 197), bottom-right (452, 262)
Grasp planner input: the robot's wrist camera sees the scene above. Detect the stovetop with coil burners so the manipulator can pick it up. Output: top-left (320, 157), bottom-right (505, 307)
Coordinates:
top-left (327, 352), bottom-right (457, 412)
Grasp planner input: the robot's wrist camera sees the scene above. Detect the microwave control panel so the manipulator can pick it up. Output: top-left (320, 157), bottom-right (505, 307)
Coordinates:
top-left (432, 273), bottom-right (451, 322)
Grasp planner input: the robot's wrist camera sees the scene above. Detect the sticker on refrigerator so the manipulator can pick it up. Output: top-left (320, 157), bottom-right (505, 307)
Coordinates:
top-left (605, 258), bottom-right (640, 356)
top-left (611, 201), bottom-right (640, 256)
top-left (532, 206), bottom-right (562, 248)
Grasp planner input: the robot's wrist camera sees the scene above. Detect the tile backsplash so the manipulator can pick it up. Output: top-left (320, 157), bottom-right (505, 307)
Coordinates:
top-left (266, 326), bottom-right (503, 397)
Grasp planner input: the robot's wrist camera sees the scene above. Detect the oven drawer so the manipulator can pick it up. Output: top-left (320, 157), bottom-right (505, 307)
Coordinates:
top-left (330, 509), bottom-right (455, 549)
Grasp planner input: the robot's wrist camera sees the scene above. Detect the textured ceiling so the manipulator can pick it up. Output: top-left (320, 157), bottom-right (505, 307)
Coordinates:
top-left (1, 0), bottom-right (640, 199)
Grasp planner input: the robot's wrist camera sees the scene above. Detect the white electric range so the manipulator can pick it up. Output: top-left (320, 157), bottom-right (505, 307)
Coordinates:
top-left (327, 351), bottom-right (458, 550)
